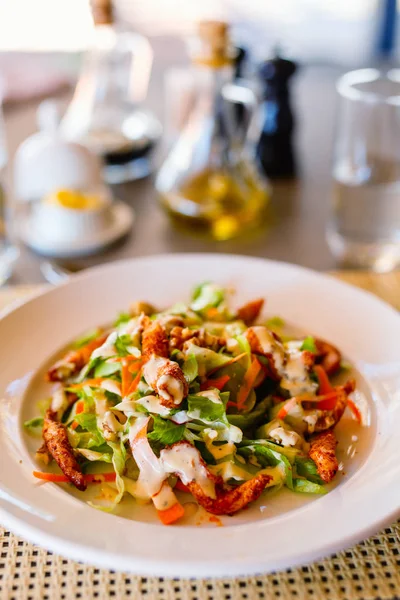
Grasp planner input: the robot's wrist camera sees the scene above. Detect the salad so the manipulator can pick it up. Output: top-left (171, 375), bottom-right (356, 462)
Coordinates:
top-left (26, 283), bottom-right (361, 525)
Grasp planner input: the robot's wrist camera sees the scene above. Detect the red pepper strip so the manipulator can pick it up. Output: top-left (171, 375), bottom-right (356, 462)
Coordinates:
top-left (236, 357), bottom-right (262, 411)
top-left (316, 391), bottom-right (338, 410)
top-left (347, 399), bottom-right (362, 424)
top-left (200, 374), bottom-right (230, 392)
top-left (33, 471), bottom-right (116, 483)
top-left (174, 480), bottom-right (190, 493)
top-left (276, 397), bottom-right (298, 420)
top-left (314, 365), bottom-right (334, 395)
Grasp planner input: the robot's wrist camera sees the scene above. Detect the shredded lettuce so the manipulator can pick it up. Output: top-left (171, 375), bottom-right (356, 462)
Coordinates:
top-left (190, 282), bottom-right (224, 312)
top-left (295, 456), bottom-right (324, 485)
top-left (182, 354), bottom-right (198, 383)
top-left (94, 360), bottom-right (121, 378)
top-left (114, 312), bottom-right (131, 327)
top-left (115, 334), bottom-right (133, 357)
top-left (266, 316), bottom-right (285, 330)
top-left (187, 393), bottom-right (225, 422)
top-left (184, 343), bottom-right (232, 376)
top-left (73, 413), bottom-right (105, 446)
top-left (238, 443), bottom-right (293, 489)
top-left (293, 478), bottom-right (326, 494)
top-left (76, 448), bottom-right (113, 463)
top-left (73, 328), bottom-right (102, 349)
top-left (300, 336), bottom-right (317, 354)
top-left (227, 396), bottom-right (271, 430)
top-left (147, 416), bottom-right (186, 445)
top-left (23, 417), bottom-right (44, 431)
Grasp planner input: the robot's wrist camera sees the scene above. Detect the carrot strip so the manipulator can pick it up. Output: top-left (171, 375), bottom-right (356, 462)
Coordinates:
top-left (128, 359), bottom-right (143, 374)
top-left (127, 369), bottom-right (143, 395)
top-left (70, 378), bottom-right (106, 390)
top-left (206, 307), bottom-right (220, 319)
top-left (200, 374), bottom-right (230, 392)
top-left (110, 355), bottom-right (141, 363)
top-left (347, 399), bottom-right (362, 424)
top-left (314, 365), bottom-right (334, 395)
top-left (33, 471), bottom-right (116, 483)
top-left (206, 352), bottom-right (247, 376)
top-left (157, 502), bottom-right (185, 525)
top-left (277, 397), bottom-right (298, 420)
top-left (121, 361), bottom-right (133, 397)
top-left (236, 357), bottom-right (262, 411)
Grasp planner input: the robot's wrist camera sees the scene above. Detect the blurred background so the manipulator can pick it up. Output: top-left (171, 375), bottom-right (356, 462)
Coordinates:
top-left (0, 0), bottom-right (399, 283)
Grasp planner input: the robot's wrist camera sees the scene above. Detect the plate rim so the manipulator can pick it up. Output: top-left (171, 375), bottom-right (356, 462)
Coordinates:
top-left (1, 253), bottom-right (399, 577)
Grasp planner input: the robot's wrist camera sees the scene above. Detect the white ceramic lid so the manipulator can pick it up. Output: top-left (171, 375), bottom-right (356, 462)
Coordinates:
top-left (14, 132), bottom-right (105, 202)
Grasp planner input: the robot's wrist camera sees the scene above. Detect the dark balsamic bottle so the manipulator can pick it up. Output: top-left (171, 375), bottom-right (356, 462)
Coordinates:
top-left (256, 53), bottom-right (297, 178)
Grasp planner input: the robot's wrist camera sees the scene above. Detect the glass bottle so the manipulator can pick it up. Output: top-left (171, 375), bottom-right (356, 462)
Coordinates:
top-left (156, 21), bottom-right (270, 241)
top-left (60, 0), bottom-right (161, 184)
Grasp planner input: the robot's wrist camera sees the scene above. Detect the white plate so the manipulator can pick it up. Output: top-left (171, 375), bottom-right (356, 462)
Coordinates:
top-left (0, 254), bottom-right (399, 578)
top-left (19, 199), bottom-right (134, 258)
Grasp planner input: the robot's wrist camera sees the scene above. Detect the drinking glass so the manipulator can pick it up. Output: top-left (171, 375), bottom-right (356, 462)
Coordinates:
top-left (327, 68), bottom-right (400, 271)
top-left (0, 97), bottom-right (19, 285)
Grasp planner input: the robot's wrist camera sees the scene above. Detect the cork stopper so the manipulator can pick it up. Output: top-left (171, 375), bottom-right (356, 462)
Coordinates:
top-left (194, 21), bottom-right (234, 68)
top-left (90, 0), bottom-right (114, 26)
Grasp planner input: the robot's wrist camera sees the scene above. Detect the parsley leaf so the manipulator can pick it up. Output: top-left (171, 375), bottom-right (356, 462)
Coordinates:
top-left (147, 416), bottom-right (186, 445)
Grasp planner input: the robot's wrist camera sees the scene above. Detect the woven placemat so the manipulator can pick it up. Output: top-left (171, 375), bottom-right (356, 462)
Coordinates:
top-left (1, 273), bottom-right (400, 600)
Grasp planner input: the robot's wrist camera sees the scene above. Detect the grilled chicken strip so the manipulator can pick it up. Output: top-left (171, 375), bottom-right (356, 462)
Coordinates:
top-left (186, 473), bottom-right (273, 516)
top-left (314, 379), bottom-right (356, 432)
top-left (143, 356), bottom-right (188, 408)
top-left (236, 298), bottom-right (264, 326)
top-left (42, 410), bottom-right (86, 491)
top-left (142, 320), bottom-right (169, 359)
top-left (314, 339), bottom-right (341, 376)
top-left (308, 430), bottom-right (338, 483)
top-left (47, 334), bottom-right (107, 382)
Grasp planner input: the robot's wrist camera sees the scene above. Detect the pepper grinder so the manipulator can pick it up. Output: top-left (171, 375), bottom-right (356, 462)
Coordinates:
top-left (256, 52), bottom-right (297, 178)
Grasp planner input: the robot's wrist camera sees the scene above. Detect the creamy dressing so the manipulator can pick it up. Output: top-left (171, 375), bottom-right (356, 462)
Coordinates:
top-left (196, 390), bottom-right (222, 404)
top-left (143, 356), bottom-right (168, 387)
top-left (102, 410), bottom-right (123, 434)
top-left (129, 417), bottom-right (166, 499)
top-left (246, 327), bottom-right (317, 398)
top-left (209, 460), bottom-right (252, 482)
top-left (51, 387), bottom-right (68, 415)
top-left (248, 326), bottom-right (285, 372)
top-left (205, 440), bottom-right (235, 461)
top-left (100, 379), bottom-right (122, 396)
top-left (158, 374), bottom-right (184, 405)
top-left (143, 356), bottom-right (185, 406)
top-left (160, 444), bottom-right (216, 498)
top-left (171, 410), bottom-right (190, 424)
top-left (280, 341), bottom-right (318, 397)
top-left (91, 332), bottom-right (118, 360)
top-left (136, 395), bottom-right (171, 417)
top-left (269, 426), bottom-right (302, 447)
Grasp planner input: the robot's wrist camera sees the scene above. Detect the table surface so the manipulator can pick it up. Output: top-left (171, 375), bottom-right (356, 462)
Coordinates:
top-left (3, 44), bottom-right (344, 285)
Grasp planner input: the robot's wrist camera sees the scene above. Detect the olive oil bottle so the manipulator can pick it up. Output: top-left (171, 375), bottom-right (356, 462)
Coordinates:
top-left (156, 21), bottom-right (270, 241)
